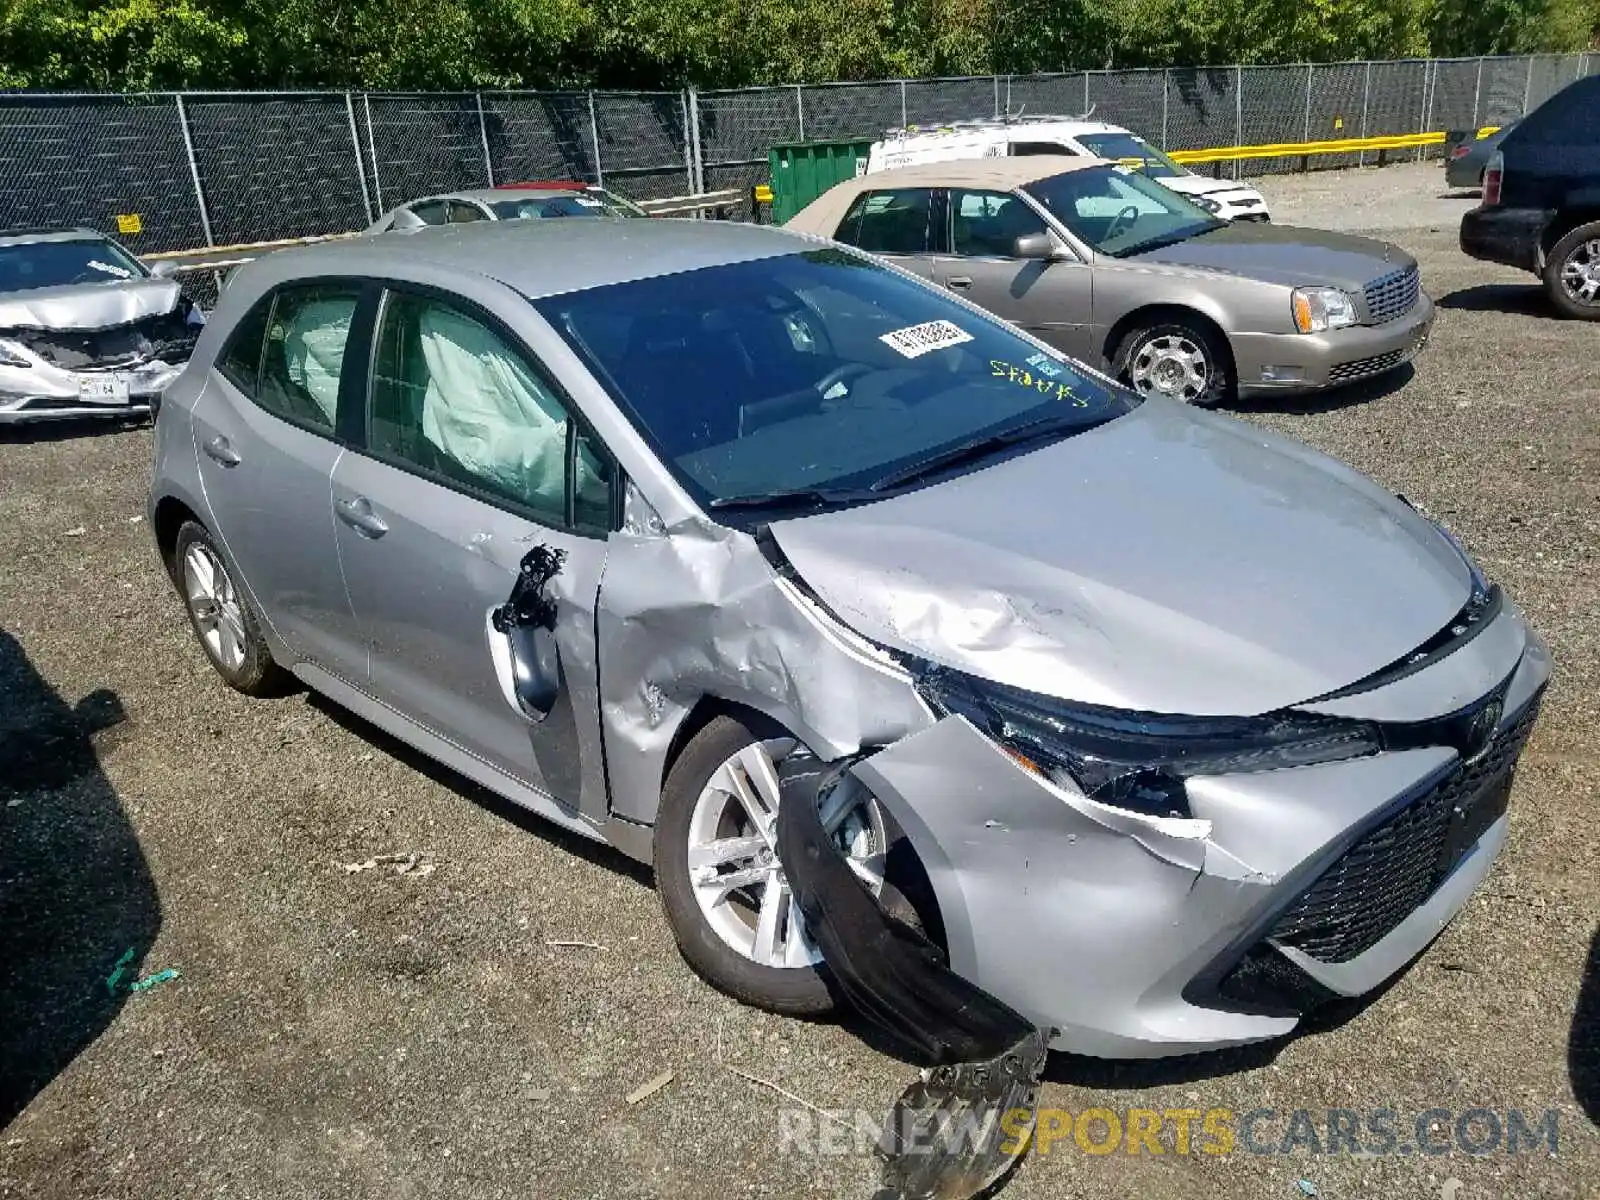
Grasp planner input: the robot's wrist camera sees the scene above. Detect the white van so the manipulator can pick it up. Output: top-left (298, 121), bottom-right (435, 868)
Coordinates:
top-left (864, 116), bottom-right (1272, 222)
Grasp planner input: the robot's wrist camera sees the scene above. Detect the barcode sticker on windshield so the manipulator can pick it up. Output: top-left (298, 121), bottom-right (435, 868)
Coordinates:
top-left (573, 196), bottom-right (603, 207)
top-left (880, 320), bottom-right (973, 358)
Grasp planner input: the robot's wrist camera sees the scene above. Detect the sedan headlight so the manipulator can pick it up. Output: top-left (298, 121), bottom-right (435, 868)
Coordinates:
top-left (0, 338), bottom-right (34, 368)
top-left (1291, 286), bottom-right (1358, 333)
top-left (916, 667), bottom-right (1380, 819)
top-left (1192, 195), bottom-right (1222, 214)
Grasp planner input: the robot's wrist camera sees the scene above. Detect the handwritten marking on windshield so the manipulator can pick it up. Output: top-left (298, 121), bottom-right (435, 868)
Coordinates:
top-left (991, 359), bottom-right (1089, 406)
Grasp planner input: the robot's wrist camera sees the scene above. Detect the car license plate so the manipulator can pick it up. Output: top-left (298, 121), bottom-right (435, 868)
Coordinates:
top-left (77, 373), bottom-right (131, 405)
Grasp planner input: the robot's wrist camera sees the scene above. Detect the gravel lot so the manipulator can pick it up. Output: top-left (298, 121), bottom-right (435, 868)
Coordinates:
top-left (2, 162), bottom-right (1596, 1200)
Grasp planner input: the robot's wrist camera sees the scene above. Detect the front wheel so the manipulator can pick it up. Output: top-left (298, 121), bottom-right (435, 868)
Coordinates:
top-left (1543, 221), bottom-right (1600, 320)
top-left (1115, 320), bottom-right (1234, 407)
top-left (654, 714), bottom-right (888, 1015)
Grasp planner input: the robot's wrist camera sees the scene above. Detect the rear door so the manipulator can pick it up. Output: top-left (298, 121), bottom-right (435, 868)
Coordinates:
top-left (828, 187), bottom-right (941, 281)
top-left (330, 285), bottom-right (617, 813)
top-left (930, 187), bottom-right (1097, 359)
top-left (190, 281), bottom-right (367, 678)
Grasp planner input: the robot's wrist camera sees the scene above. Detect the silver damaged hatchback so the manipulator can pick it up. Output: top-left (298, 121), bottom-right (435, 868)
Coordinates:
top-left (148, 218), bottom-right (1548, 1058)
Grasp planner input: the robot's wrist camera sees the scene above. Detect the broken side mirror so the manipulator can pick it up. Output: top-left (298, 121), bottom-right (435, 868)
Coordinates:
top-left (491, 545), bottom-right (567, 723)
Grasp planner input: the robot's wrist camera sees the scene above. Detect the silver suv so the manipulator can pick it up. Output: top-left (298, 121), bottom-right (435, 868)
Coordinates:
top-left (148, 218), bottom-right (1546, 1059)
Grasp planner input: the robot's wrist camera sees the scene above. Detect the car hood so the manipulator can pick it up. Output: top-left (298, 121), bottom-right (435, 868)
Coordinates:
top-left (1160, 175), bottom-right (1261, 199)
top-left (768, 401), bottom-right (1470, 716)
top-left (1126, 222), bottom-right (1411, 291)
top-left (0, 278), bottom-right (182, 331)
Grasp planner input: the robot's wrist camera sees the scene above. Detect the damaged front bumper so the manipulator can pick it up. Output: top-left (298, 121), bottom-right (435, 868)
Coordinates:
top-left (0, 359), bottom-right (181, 423)
top-left (799, 621), bottom-right (1548, 1060)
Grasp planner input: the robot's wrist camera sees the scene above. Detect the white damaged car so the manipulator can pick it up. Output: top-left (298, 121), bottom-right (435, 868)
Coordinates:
top-left (0, 227), bottom-right (203, 425)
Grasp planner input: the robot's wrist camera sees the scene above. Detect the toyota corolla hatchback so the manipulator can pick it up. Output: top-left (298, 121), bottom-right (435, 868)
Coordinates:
top-left (149, 218), bottom-right (1546, 1058)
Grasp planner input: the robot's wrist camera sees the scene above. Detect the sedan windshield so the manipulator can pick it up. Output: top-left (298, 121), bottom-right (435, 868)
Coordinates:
top-left (534, 248), bottom-right (1136, 510)
top-left (0, 239), bottom-right (146, 293)
top-left (492, 191), bottom-right (646, 220)
top-left (1076, 132), bottom-right (1187, 180)
top-left (1025, 166), bottom-right (1222, 257)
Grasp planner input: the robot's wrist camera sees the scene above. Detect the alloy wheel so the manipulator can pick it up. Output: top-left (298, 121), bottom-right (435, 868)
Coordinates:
top-left (1558, 238), bottom-right (1600, 308)
top-left (686, 739), bottom-right (885, 969)
top-left (182, 542), bottom-right (248, 673)
top-left (1129, 333), bottom-right (1211, 403)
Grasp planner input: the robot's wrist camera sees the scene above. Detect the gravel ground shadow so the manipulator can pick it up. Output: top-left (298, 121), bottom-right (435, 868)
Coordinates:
top-left (1572, 926), bottom-right (1599, 1125)
top-left (0, 627), bottom-right (159, 1128)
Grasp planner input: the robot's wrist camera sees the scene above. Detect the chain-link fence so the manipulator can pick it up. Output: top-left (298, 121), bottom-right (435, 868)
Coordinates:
top-left (0, 53), bottom-right (1592, 255)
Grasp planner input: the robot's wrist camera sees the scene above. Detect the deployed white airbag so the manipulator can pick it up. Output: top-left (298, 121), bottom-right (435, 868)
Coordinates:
top-left (282, 299), bottom-right (354, 425)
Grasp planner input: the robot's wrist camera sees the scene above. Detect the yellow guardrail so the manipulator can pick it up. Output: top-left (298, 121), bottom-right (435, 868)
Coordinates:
top-left (1159, 125), bottom-right (1503, 167)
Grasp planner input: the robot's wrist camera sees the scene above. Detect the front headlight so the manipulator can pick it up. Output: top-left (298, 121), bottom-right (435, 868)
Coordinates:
top-left (1291, 286), bottom-right (1358, 333)
top-left (916, 667), bottom-right (1380, 818)
top-left (1192, 195), bottom-right (1222, 214)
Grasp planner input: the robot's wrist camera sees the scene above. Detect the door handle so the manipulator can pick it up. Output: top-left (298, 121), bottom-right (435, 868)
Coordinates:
top-left (335, 496), bottom-right (389, 539)
top-left (945, 276), bottom-right (974, 290)
top-left (202, 435), bottom-right (241, 467)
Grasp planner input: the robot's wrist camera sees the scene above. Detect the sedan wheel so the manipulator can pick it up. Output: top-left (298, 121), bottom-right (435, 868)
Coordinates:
top-left (655, 714), bottom-right (888, 1014)
top-left (1117, 320), bottom-right (1233, 407)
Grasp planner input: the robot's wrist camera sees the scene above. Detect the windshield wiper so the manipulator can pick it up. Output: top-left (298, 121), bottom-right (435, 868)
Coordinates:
top-left (707, 486), bottom-right (877, 511)
top-left (865, 413), bottom-right (1089, 493)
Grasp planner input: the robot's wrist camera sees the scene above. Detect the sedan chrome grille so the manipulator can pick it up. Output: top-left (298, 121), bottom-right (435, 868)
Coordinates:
top-left (1363, 264), bottom-right (1421, 324)
top-left (1268, 693), bottom-right (1542, 964)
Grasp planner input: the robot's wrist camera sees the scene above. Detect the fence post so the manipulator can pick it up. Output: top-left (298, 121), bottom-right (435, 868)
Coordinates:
top-left (1233, 65), bottom-right (1242, 180)
top-left (687, 86), bottom-right (705, 195)
top-left (1302, 63), bottom-right (1313, 143)
top-left (475, 92), bottom-right (494, 187)
top-left (1083, 71), bottom-right (1090, 117)
top-left (587, 91), bottom-right (604, 188)
top-left (1417, 59), bottom-right (1433, 162)
top-left (1359, 61), bottom-right (1371, 167)
top-left (899, 80), bottom-right (908, 127)
top-left (796, 85), bottom-right (805, 140)
top-left (680, 91), bottom-right (695, 199)
top-left (344, 92), bottom-right (375, 223)
top-left (1471, 57), bottom-right (1483, 129)
top-left (993, 75), bottom-right (1000, 118)
top-left (1522, 56), bottom-right (1534, 114)
top-left (1161, 69), bottom-right (1169, 146)
top-left (362, 93), bottom-right (384, 213)
top-left (173, 95), bottom-right (215, 248)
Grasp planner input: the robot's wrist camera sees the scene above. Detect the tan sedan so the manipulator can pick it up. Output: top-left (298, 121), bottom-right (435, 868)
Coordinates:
top-left (785, 158), bottom-right (1433, 406)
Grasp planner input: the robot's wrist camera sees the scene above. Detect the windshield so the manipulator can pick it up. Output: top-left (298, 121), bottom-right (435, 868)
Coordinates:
top-left (492, 191), bottom-right (646, 220)
top-left (0, 239), bottom-right (146, 293)
top-left (534, 248), bottom-right (1136, 511)
top-left (1025, 166), bottom-right (1222, 257)
top-left (1076, 132), bottom-right (1187, 180)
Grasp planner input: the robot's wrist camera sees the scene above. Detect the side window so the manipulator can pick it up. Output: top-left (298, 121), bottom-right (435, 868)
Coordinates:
top-left (1010, 141), bottom-right (1076, 156)
top-left (1518, 77), bottom-right (1600, 145)
top-left (368, 291), bottom-right (615, 530)
top-left (218, 293), bottom-right (272, 392)
top-left (408, 200), bottom-right (448, 226)
top-left (834, 188), bottom-right (934, 255)
top-left (447, 201), bottom-right (488, 224)
top-left (950, 189), bottom-right (1048, 257)
top-left (230, 284), bottom-right (358, 432)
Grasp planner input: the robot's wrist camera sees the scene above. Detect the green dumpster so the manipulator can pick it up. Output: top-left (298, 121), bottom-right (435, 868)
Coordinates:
top-left (766, 138), bottom-right (875, 224)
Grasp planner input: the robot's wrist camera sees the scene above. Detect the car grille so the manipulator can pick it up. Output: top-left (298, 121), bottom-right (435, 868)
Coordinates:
top-left (1363, 264), bottom-right (1421, 324)
top-left (1268, 694), bottom-right (1542, 964)
top-left (1327, 349), bottom-right (1405, 385)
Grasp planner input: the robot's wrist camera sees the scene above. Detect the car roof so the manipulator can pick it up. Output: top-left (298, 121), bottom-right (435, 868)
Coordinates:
top-left (251, 217), bottom-right (816, 300)
top-left (0, 226), bottom-right (107, 249)
top-left (785, 155), bottom-right (1101, 236)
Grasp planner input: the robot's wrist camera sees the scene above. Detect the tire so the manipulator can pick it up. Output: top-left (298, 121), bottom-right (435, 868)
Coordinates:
top-left (1115, 319), bottom-right (1234, 407)
top-left (172, 520), bottom-right (288, 697)
top-left (654, 713), bottom-right (889, 1016)
top-left (1542, 220), bottom-right (1600, 321)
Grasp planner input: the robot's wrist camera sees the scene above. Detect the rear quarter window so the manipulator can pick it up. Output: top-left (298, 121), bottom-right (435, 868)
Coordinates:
top-left (1511, 76), bottom-right (1600, 146)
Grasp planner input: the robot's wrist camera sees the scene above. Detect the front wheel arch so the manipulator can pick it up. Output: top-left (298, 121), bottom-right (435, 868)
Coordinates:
top-left (1102, 304), bottom-right (1235, 378)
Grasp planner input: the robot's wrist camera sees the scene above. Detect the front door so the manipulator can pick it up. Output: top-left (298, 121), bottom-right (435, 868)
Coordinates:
top-left (190, 281), bottom-right (366, 679)
top-left (330, 287), bottom-right (616, 813)
top-left (931, 187), bottom-right (1098, 361)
